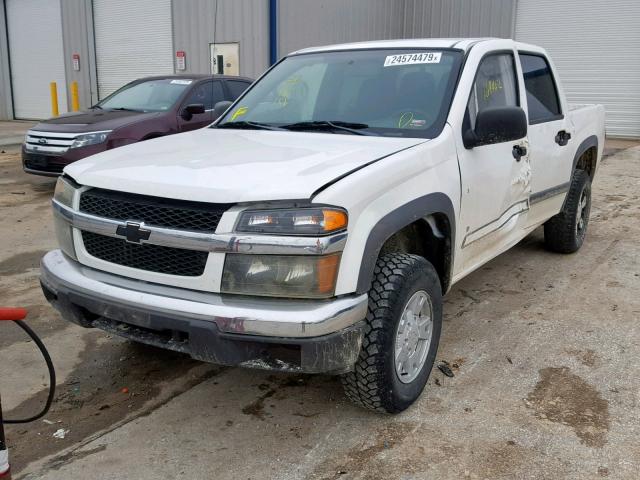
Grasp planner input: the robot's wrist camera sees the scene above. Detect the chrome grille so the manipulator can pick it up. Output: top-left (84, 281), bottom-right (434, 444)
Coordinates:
top-left (25, 130), bottom-right (79, 154)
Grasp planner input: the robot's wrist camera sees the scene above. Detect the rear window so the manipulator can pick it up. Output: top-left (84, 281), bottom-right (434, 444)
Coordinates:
top-left (519, 54), bottom-right (562, 123)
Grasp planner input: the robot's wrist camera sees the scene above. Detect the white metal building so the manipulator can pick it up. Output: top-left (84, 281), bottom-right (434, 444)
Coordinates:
top-left (515, 0), bottom-right (640, 138)
top-left (0, 0), bottom-right (638, 138)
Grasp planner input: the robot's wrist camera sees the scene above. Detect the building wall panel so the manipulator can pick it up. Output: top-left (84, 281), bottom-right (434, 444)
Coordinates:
top-left (403, 0), bottom-right (515, 39)
top-left (278, 0), bottom-right (405, 56)
top-left (172, 0), bottom-right (269, 79)
top-left (60, 0), bottom-right (96, 110)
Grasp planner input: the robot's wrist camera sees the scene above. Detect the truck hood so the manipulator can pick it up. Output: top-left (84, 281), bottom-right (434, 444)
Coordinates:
top-left (65, 128), bottom-right (425, 203)
top-left (31, 109), bottom-right (164, 133)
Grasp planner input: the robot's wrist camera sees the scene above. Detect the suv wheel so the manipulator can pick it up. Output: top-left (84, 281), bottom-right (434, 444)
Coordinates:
top-left (544, 169), bottom-right (592, 253)
top-left (341, 253), bottom-right (442, 413)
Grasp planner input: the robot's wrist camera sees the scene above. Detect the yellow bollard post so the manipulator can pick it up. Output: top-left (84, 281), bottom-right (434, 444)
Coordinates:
top-left (71, 81), bottom-right (80, 112)
top-left (50, 82), bottom-right (59, 117)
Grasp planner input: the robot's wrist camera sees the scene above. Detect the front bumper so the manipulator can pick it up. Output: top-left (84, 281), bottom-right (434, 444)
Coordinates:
top-left (22, 143), bottom-right (106, 176)
top-left (40, 250), bottom-right (368, 373)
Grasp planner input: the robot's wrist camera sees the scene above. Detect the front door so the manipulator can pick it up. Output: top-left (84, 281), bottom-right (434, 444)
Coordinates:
top-left (210, 43), bottom-right (240, 76)
top-left (177, 81), bottom-right (225, 132)
top-left (457, 52), bottom-right (531, 272)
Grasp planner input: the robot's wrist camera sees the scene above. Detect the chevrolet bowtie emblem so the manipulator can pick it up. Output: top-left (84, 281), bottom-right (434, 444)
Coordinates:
top-left (116, 222), bottom-right (151, 244)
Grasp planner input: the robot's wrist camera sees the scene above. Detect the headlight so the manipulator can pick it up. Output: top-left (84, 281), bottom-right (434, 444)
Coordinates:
top-left (53, 176), bottom-right (77, 207)
top-left (221, 254), bottom-right (340, 298)
top-left (236, 207), bottom-right (347, 235)
top-left (53, 176), bottom-right (79, 260)
top-left (70, 131), bottom-right (111, 149)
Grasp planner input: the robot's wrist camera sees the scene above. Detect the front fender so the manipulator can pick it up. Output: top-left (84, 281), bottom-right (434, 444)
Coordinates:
top-left (312, 125), bottom-right (461, 296)
top-left (355, 193), bottom-right (456, 293)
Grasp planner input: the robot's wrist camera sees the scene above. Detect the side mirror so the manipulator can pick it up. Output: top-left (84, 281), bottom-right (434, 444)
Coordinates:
top-left (212, 101), bottom-right (233, 120)
top-left (463, 106), bottom-right (527, 149)
top-left (181, 103), bottom-right (206, 121)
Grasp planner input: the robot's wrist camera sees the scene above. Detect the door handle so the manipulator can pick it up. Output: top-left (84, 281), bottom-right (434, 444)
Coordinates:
top-left (555, 130), bottom-right (571, 146)
top-left (512, 145), bottom-right (527, 161)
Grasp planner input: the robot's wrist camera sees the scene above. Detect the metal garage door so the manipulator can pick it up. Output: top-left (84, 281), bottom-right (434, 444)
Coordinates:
top-left (515, 0), bottom-right (640, 138)
top-left (6, 0), bottom-right (67, 119)
top-left (93, 0), bottom-right (174, 99)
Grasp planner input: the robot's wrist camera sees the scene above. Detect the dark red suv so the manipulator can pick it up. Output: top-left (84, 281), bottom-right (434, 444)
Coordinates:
top-left (22, 74), bottom-right (252, 176)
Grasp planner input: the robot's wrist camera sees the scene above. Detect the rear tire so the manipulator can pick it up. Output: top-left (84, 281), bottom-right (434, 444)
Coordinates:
top-left (341, 253), bottom-right (442, 413)
top-left (544, 169), bottom-right (592, 254)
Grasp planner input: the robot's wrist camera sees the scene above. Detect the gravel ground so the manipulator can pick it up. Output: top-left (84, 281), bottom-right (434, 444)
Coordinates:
top-left (0, 144), bottom-right (639, 479)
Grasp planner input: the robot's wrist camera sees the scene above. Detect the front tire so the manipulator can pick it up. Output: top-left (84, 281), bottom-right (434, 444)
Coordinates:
top-left (341, 253), bottom-right (442, 413)
top-left (544, 169), bottom-right (592, 253)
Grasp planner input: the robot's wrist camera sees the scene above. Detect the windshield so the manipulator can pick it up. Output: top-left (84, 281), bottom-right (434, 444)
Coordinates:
top-left (216, 49), bottom-right (463, 138)
top-left (98, 79), bottom-right (193, 112)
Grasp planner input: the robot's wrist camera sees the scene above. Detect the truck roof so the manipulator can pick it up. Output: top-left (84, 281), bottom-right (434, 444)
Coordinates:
top-left (291, 38), bottom-right (542, 55)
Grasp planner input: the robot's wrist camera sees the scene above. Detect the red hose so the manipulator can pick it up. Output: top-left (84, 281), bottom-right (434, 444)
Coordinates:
top-left (0, 308), bottom-right (27, 321)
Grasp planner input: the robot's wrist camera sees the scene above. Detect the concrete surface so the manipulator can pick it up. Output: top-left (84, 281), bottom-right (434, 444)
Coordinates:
top-left (0, 121), bottom-right (34, 147)
top-left (0, 142), bottom-right (639, 479)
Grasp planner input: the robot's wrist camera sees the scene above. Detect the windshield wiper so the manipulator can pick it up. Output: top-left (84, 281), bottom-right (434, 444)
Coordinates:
top-left (281, 121), bottom-right (373, 136)
top-left (216, 121), bottom-right (286, 131)
top-left (90, 104), bottom-right (102, 110)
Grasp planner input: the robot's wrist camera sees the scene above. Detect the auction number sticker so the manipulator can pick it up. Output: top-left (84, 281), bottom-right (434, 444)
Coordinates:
top-left (170, 79), bottom-right (193, 85)
top-left (384, 52), bottom-right (442, 67)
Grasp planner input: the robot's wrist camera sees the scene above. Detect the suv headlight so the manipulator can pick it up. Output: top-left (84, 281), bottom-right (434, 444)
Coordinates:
top-left (236, 207), bottom-right (347, 235)
top-left (53, 175), bottom-right (77, 207)
top-left (53, 176), bottom-right (79, 260)
top-left (70, 131), bottom-right (111, 149)
top-left (224, 207), bottom-right (347, 298)
top-left (221, 254), bottom-right (340, 299)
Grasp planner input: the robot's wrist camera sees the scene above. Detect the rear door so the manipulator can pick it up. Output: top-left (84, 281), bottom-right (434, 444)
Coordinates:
top-left (455, 49), bottom-right (531, 272)
top-left (518, 51), bottom-right (573, 223)
top-left (177, 81), bottom-right (225, 132)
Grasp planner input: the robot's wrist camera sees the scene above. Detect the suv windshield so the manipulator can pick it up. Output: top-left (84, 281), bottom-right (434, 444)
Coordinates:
top-left (98, 79), bottom-right (193, 112)
top-left (216, 49), bottom-right (463, 138)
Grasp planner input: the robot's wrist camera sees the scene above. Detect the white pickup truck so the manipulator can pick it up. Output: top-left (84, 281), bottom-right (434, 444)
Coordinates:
top-left (41, 38), bottom-right (605, 413)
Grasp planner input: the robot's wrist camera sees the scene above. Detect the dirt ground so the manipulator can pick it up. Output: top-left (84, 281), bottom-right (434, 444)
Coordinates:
top-left (1, 143), bottom-right (639, 479)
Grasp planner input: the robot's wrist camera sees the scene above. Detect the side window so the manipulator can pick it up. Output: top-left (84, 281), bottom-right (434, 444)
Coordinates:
top-left (466, 53), bottom-right (518, 130)
top-left (184, 81), bottom-right (224, 110)
top-left (519, 54), bottom-right (562, 123)
top-left (227, 80), bottom-right (251, 100)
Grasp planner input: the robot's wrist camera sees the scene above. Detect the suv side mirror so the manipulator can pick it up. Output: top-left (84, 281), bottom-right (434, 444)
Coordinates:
top-left (212, 101), bottom-right (233, 120)
top-left (181, 103), bottom-right (206, 121)
top-left (463, 106), bottom-right (527, 149)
